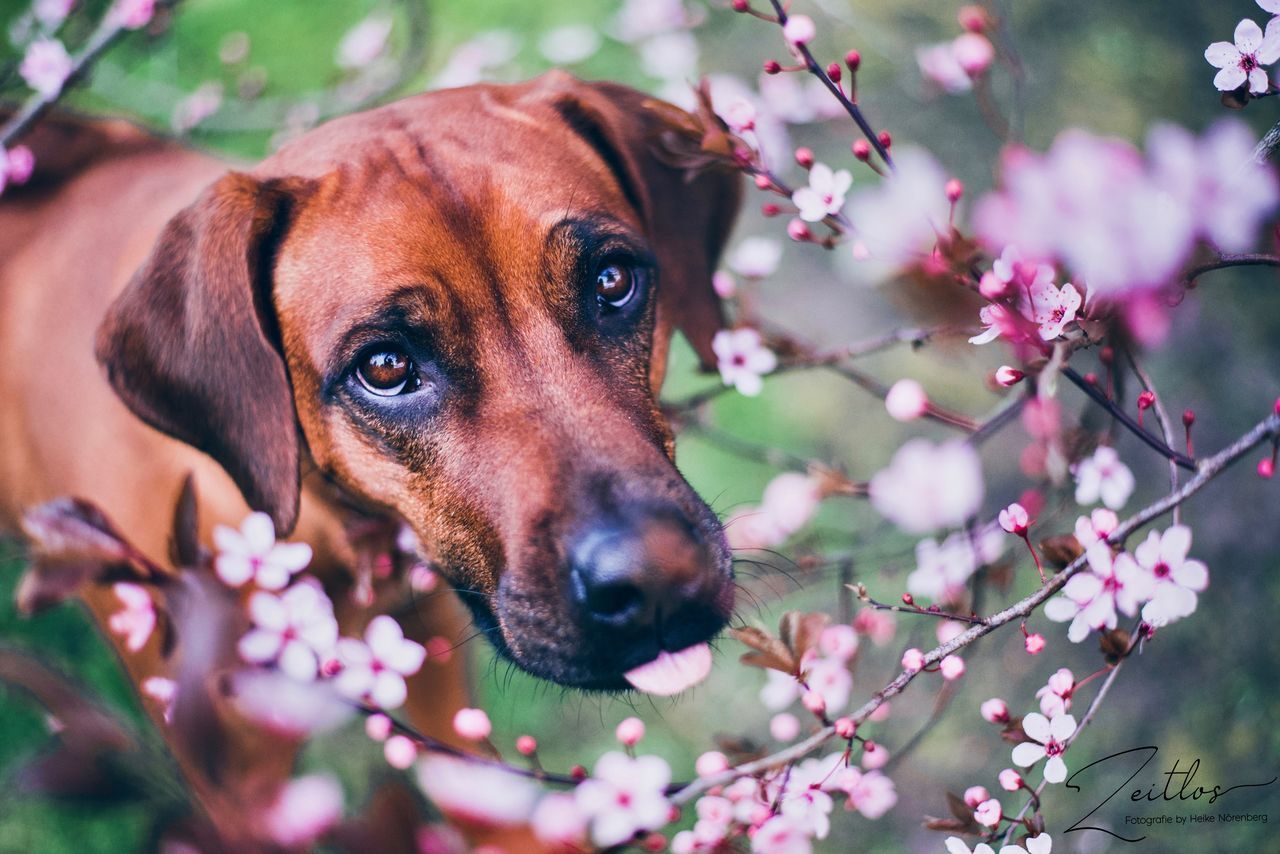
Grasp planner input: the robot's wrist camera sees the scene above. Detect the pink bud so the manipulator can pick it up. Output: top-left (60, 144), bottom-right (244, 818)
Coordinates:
top-left (425, 635), bottom-right (453, 663)
top-left (732, 0), bottom-right (750, 11)
top-left (1183, 409), bottom-right (1196, 427)
top-left (885, 378), bottom-right (929, 421)
top-left (364, 713), bottom-right (392, 742)
top-left (936, 620), bottom-right (965, 645)
top-left (826, 62), bottom-right (842, 82)
top-left (695, 750), bottom-right (730, 776)
top-left (770, 712), bottom-right (800, 741)
top-left (851, 139), bottom-right (870, 160)
top-left (995, 365), bottom-right (1025, 387)
top-left (516, 734), bottom-right (538, 756)
top-left (844, 50), bottom-right (861, 70)
top-left (998, 768), bottom-right (1023, 791)
top-left (939, 655), bottom-right (966, 680)
top-left (713, 270), bottom-right (737, 299)
top-left (945, 178), bottom-right (964, 202)
top-left (901, 647), bottom-right (925, 672)
top-left (383, 734), bottom-right (417, 769)
top-left (452, 708), bottom-right (492, 741)
top-left (862, 741), bottom-right (889, 769)
top-left (979, 271), bottom-right (1010, 299)
top-left (868, 701), bottom-right (891, 723)
top-left (5, 145), bottom-right (35, 185)
top-left (877, 131), bottom-right (892, 150)
top-left (570, 764), bottom-right (588, 781)
top-left (998, 502), bottom-right (1029, 535)
top-left (754, 173), bottom-right (772, 190)
top-left (409, 565), bottom-right (437, 592)
top-left (958, 5), bottom-right (988, 33)
top-left (763, 59), bottom-right (782, 74)
top-left (802, 690), bottom-right (827, 715)
top-left (1259, 458), bottom-right (1275, 479)
top-left (761, 202), bottom-right (781, 217)
top-left (980, 698), bottom-right (1009, 724)
top-left (834, 717), bottom-right (856, 739)
top-left (615, 716), bottom-right (646, 746)
top-left (953, 33), bottom-right (994, 76)
top-left (794, 146), bottom-right (814, 168)
top-left (974, 798), bottom-right (1002, 827)
top-left (1274, 397), bottom-right (1280, 416)
top-left (783, 15), bottom-right (816, 45)
top-left (963, 786), bottom-right (990, 808)
top-left (787, 219), bottom-right (812, 242)
top-left (1024, 633), bottom-right (1046, 655)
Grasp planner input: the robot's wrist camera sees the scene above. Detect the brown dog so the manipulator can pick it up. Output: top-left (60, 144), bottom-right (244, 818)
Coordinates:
top-left (0, 71), bottom-right (740, 837)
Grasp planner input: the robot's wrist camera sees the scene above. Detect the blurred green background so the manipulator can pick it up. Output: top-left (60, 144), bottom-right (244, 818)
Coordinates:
top-left (1, 1), bottom-right (1277, 851)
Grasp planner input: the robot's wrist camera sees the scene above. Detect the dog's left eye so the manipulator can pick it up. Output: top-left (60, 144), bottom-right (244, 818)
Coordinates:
top-left (595, 262), bottom-right (636, 310)
top-left (356, 349), bottom-right (420, 396)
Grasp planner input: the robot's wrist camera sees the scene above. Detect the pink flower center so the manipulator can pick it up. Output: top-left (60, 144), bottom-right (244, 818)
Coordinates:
top-left (732, 353), bottom-right (747, 366)
top-left (1153, 561), bottom-right (1171, 579)
top-left (1045, 739), bottom-right (1064, 757)
top-left (1242, 54), bottom-right (1259, 72)
top-left (1103, 575), bottom-right (1121, 592)
top-left (617, 791), bottom-right (632, 807)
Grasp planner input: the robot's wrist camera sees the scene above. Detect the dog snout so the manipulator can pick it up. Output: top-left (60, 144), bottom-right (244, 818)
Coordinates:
top-left (569, 507), bottom-right (715, 633)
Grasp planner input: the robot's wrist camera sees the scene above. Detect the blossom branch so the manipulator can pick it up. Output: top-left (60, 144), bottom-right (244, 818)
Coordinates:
top-left (0, 1), bottom-right (182, 149)
top-left (1184, 252), bottom-right (1280, 283)
top-left (1062, 366), bottom-right (1196, 471)
top-left (671, 410), bottom-right (1279, 804)
top-left (765, 0), bottom-right (893, 168)
top-left (1123, 348), bottom-right (1180, 521)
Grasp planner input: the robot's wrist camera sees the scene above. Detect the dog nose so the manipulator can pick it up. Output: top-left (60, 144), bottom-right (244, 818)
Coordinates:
top-left (569, 512), bottom-right (706, 630)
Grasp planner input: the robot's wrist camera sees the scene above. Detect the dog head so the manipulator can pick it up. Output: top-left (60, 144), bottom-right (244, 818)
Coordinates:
top-left (96, 73), bottom-right (742, 689)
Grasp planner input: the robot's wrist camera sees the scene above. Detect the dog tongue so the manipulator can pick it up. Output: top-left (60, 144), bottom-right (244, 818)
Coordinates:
top-left (623, 643), bottom-right (712, 696)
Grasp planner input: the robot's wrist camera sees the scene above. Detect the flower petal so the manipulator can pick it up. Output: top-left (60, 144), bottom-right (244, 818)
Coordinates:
top-left (1022, 712), bottom-right (1051, 743)
top-left (1050, 713), bottom-right (1078, 741)
top-left (1172, 558), bottom-right (1208, 591)
top-left (1159, 526), bottom-right (1192, 565)
top-left (279, 640), bottom-right (319, 681)
top-left (1237, 18), bottom-right (1264, 53)
top-left (248, 591), bottom-right (287, 630)
top-left (239, 628), bottom-right (284, 664)
top-left (1214, 65), bottom-right (1248, 91)
top-left (241, 512), bottom-right (277, 554)
top-left (1011, 742), bottom-right (1046, 767)
top-left (1044, 756), bottom-right (1068, 784)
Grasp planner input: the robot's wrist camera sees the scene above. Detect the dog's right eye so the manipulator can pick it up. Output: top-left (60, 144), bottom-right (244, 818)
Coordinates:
top-left (356, 350), bottom-right (418, 396)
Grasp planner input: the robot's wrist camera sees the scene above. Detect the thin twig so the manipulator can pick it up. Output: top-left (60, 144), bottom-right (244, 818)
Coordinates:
top-left (1062, 366), bottom-right (1195, 471)
top-left (1184, 252), bottom-right (1280, 282)
top-left (1124, 349), bottom-right (1180, 523)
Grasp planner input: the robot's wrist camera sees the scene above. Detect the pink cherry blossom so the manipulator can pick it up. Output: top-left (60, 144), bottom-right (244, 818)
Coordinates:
top-left (141, 676), bottom-right (176, 723)
top-left (1012, 712), bottom-right (1077, 783)
top-left (973, 797), bottom-right (1002, 826)
top-left (782, 14), bottom-right (816, 46)
top-left (365, 713), bottom-right (392, 741)
top-left (1132, 526), bottom-right (1209, 627)
top-left (722, 97), bottom-right (757, 132)
top-left (906, 525), bottom-right (1005, 602)
top-left (34, 0), bottom-right (75, 30)
top-left (998, 768), bottom-right (1023, 791)
top-left (939, 655), bottom-right (966, 680)
top-left (531, 792), bottom-right (588, 847)
top-left (818, 624), bottom-right (858, 661)
top-left (792, 162), bottom-right (852, 222)
top-left (953, 32), bottom-right (995, 75)
top-left (713, 328), bottom-right (778, 397)
top-left (1005, 833), bottom-right (1054, 854)
top-left (847, 148), bottom-right (951, 275)
top-left (761, 670), bottom-right (800, 713)
top-left (729, 235), bottom-right (783, 277)
top-left (995, 366), bottom-right (1025, 387)
top-left (1073, 446), bottom-right (1135, 509)
top-left (418, 755), bottom-right (540, 826)
top-left (1204, 18), bottom-right (1280, 94)
top-left (1028, 280), bottom-right (1082, 340)
top-left (999, 502), bottom-right (1030, 535)
top-left (805, 658), bottom-right (852, 712)
top-left (238, 580), bottom-right (339, 682)
top-left (945, 839), bottom-right (996, 854)
top-left (712, 271), bottom-right (736, 299)
top-left (968, 303), bottom-right (1022, 346)
top-left (1074, 508), bottom-right (1119, 548)
top-left (937, 619), bottom-right (966, 644)
top-left (870, 439), bottom-right (985, 534)
top-left (574, 752), bottom-right (672, 847)
top-left (901, 648), bottom-right (925, 672)
top-left (1036, 668), bottom-right (1075, 718)
top-left (1044, 542), bottom-right (1155, 642)
top-left (916, 41), bottom-right (974, 94)
top-left (761, 471), bottom-right (823, 536)
top-left (615, 716), bottom-right (646, 746)
top-left (453, 707), bottom-right (492, 741)
top-left (1024, 633), bottom-right (1046, 654)
top-left (853, 609), bottom-right (896, 645)
top-left (981, 698), bottom-right (1009, 724)
top-left (884, 379), bottom-right (929, 421)
top-left (695, 751), bottom-right (729, 776)
top-left (264, 775), bottom-right (344, 847)
top-left (113, 0), bottom-right (156, 30)
top-left (107, 582), bottom-right (155, 652)
top-left (823, 760), bottom-right (897, 819)
top-left (20, 38), bottom-right (72, 97)
top-left (1148, 119), bottom-right (1280, 253)
top-left (213, 511), bottom-right (313, 589)
top-left (333, 615), bottom-right (426, 709)
top-left (1, 145), bottom-right (35, 189)
top-left (771, 711), bottom-right (801, 741)
top-left (383, 734), bottom-right (417, 769)
top-left (725, 505), bottom-right (788, 551)
top-left (336, 14), bottom-right (393, 69)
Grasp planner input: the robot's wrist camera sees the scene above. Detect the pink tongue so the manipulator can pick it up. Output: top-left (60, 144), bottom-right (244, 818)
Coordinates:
top-left (623, 643), bottom-right (712, 696)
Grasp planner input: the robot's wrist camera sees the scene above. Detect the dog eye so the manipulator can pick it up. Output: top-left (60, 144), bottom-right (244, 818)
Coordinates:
top-left (356, 350), bottom-right (418, 396)
top-left (595, 262), bottom-right (636, 309)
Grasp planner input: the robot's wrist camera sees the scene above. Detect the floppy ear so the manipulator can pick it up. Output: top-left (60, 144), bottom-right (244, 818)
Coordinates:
top-left (544, 76), bottom-right (743, 385)
top-left (95, 173), bottom-right (310, 533)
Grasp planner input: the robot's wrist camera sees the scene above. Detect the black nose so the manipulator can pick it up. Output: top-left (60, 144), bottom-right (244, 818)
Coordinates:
top-left (569, 512), bottom-right (707, 631)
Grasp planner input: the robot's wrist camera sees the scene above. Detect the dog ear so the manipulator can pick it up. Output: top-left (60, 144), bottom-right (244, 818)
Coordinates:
top-left (545, 76), bottom-right (743, 384)
top-left (95, 173), bottom-right (310, 534)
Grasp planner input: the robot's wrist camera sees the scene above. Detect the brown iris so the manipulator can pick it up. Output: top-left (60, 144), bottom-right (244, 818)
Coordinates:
top-left (595, 262), bottom-right (635, 308)
top-left (357, 350), bottom-right (413, 396)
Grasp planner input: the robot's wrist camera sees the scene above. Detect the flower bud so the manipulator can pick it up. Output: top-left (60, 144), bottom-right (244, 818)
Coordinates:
top-left (845, 50), bottom-right (861, 70)
top-left (696, 751), bottom-right (729, 776)
top-left (964, 786), bottom-right (990, 808)
top-left (365, 713), bottom-right (392, 741)
top-left (794, 146), bottom-right (814, 168)
top-left (616, 716), bottom-right (646, 746)
top-left (995, 365), bottom-right (1025, 387)
top-left (787, 219), bottom-right (811, 241)
top-left (998, 768), bottom-right (1023, 791)
top-left (763, 59), bottom-right (782, 74)
top-left (1024, 633), bottom-right (1046, 654)
top-left (885, 378), bottom-right (929, 421)
top-left (770, 712), bottom-right (800, 741)
top-left (945, 178), bottom-right (964, 202)
top-left (516, 734), bottom-right (538, 755)
top-left (980, 698), bottom-right (1009, 723)
top-left (762, 202), bottom-right (781, 217)
top-left (1260, 457), bottom-right (1275, 479)
top-left (939, 655), bottom-right (966, 680)
top-left (901, 647), bottom-right (925, 672)
top-left (834, 717), bottom-right (856, 738)
top-left (383, 734), bottom-right (417, 769)
top-left (826, 62), bottom-right (842, 82)
top-left (783, 15), bottom-right (816, 45)
top-left (802, 690), bottom-right (827, 715)
top-left (732, 0), bottom-right (750, 11)
top-left (851, 139), bottom-right (871, 160)
top-left (877, 131), bottom-right (892, 150)
top-left (452, 708), bottom-right (492, 741)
